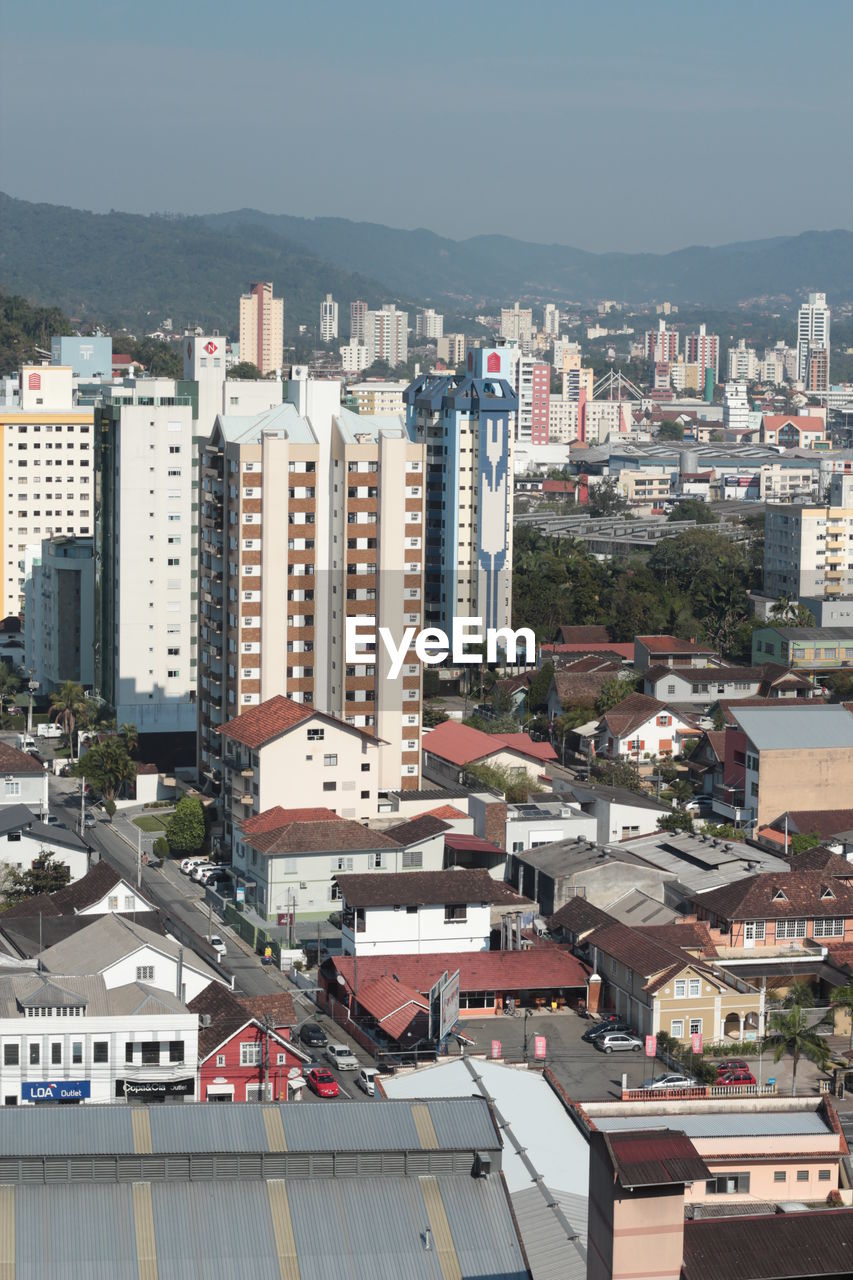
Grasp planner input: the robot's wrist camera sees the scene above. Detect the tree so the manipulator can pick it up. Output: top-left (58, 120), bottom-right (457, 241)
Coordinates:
top-left (658, 808), bottom-right (694, 834)
top-left (766, 1002), bottom-right (831, 1096)
top-left (657, 421), bottom-right (685, 442)
top-left (789, 830), bottom-right (821, 855)
top-left (831, 978), bottom-right (853, 1049)
top-left (423, 704), bottom-right (449, 728)
top-left (73, 739), bottom-right (136, 801)
top-left (667, 499), bottom-right (717, 525)
top-left (165, 796), bottom-right (206, 855)
top-left (1, 852), bottom-right (71, 903)
top-left (0, 663), bottom-right (21, 720)
top-left (595, 676), bottom-right (638, 716)
top-left (591, 758), bottom-right (645, 794)
top-left (227, 361), bottom-right (263, 380)
top-left (118, 723), bottom-right (139, 758)
top-left (49, 681), bottom-right (88, 760)
top-left (587, 477), bottom-right (628, 518)
top-left (466, 762), bottom-right (533, 804)
top-left (526, 662), bottom-right (553, 713)
top-left (824, 671), bottom-right (853, 703)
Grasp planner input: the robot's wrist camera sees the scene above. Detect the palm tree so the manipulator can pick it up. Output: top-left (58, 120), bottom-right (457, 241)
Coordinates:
top-left (118, 723), bottom-right (139, 758)
top-left (73, 738), bottom-right (136, 801)
top-left (783, 981), bottom-right (815, 1010)
top-left (0, 664), bottom-right (21, 720)
top-left (766, 1003), bottom-right (831, 1096)
top-left (49, 681), bottom-right (88, 761)
top-left (831, 979), bottom-right (853, 1050)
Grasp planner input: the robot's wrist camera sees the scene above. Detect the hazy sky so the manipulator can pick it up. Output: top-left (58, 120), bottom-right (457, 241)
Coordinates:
top-left (2, 0), bottom-right (851, 252)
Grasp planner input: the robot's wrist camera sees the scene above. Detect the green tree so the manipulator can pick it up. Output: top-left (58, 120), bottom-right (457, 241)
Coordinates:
top-left (657, 421), bottom-right (685, 442)
top-left (591, 759), bottom-right (645, 794)
top-left (74, 739), bottom-right (136, 801)
top-left (594, 676), bottom-right (638, 716)
top-left (49, 681), bottom-right (88, 760)
top-left (165, 796), bottom-right (206, 854)
top-left (526, 662), bottom-right (554, 713)
top-left (0, 663), bottom-right (21, 720)
top-left (766, 1002), bottom-right (831, 1096)
top-left (153, 836), bottom-right (170, 860)
top-left (789, 831), bottom-right (821, 855)
top-left (667, 499), bottom-right (717, 525)
top-left (118, 723), bottom-right (139, 758)
top-left (466, 762), bottom-right (533, 804)
top-left (824, 670), bottom-right (853, 703)
top-left (227, 361), bottom-right (263, 380)
top-left (657, 808), bottom-right (694, 834)
top-left (1, 852), bottom-right (71, 903)
top-left (587, 477), bottom-right (629, 518)
top-left (423, 704), bottom-right (449, 728)
top-left (830, 978), bottom-right (853, 1049)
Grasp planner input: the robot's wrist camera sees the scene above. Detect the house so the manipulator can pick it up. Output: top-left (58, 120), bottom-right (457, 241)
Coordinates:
top-left (442, 831), bottom-right (509, 878)
top-left (751, 626), bottom-right (853, 679)
top-left (502, 799), bottom-right (597, 855)
top-left (688, 869), bottom-right (853, 951)
top-left (554, 625), bottom-right (612, 645)
top-left (188, 983), bottom-right (308, 1102)
top-left (335, 868), bottom-right (516, 955)
top-left (540, 641), bottom-right (634, 665)
top-left (641, 663), bottom-right (818, 708)
top-left (729, 703), bottom-right (853, 824)
top-left (761, 414), bottom-right (826, 448)
top-left (684, 729), bottom-right (727, 799)
top-left (217, 695), bottom-right (383, 849)
top-left (379, 813), bottom-right (451, 871)
top-left (0, 742), bottom-right (48, 815)
top-left (0, 971), bottom-right (198, 1106)
top-left (232, 807), bottom-right (406, 921)
top-left (325, 946), bottom-right (590, 1018)
top-left (633, 635), bottom-right (718, 672)
top-left (759, 809), bottom-right (853, 858)
top-left (546, 663), bottom-right (630, 721)
top-left (582, 915), bottom-right (764, 1044)
top-left (594, 692), bottom-right (698, 760)
top-left (421, 720), bottom-right (557, 786)
top-left (37, 913), bottom-right (223, 1003)
top-left (0, 803), bottom-right (90, 882)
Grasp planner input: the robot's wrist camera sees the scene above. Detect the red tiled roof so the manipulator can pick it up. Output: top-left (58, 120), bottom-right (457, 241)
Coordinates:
top-left (690, 870), bottom-right (853, 922)
top-left (247, 816), bottom-right (399, 856)
top-left (555, 625), bottom-right (612, 645)
top-left (241, 806), bottom-right (339, 837)
top-left (497, 733), bottom-right (557, 762)
top-left (542, 642), bottom-right (634, 660)
top-left (763, 414), bottom-right (825, 431)
top-left (602, 692), bottom-right (672, 738)
top-left (586, 921), bottom-right (688, 980)
top-left (217, 695), bottom-right (313, 747)
top-left (772, 809), bottom-right (853, 840)
top-left (334, 868), bottom-right (502, 909)
top-left (636, 922), bottom-right (718, 957)
top-left (636, 635), bottom-right (716, 655)
top-left (0, 743), bottom-right (46, 774)
top-left (552, 670), bottom-right (620, 706)
top-left (237, 992), bottom-right (297, 1027)
top-left (424, 804), bottom-right (468, 821)
top-left (423, 721), bottom-right (556, 767)
top-left (443, 833), bottom-right (506, 855)
top-left (331, 947), bottom-right (589, 995)
top-left (352, 976), bottom-right (429, 1041)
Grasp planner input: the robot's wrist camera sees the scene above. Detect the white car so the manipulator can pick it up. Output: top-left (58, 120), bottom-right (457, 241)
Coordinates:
top-left (209, 934), bottom-right (227, 958)
top-left (356, 1067), bottom-right (378, 1096)
top-left (190, 862), bottom-right (215, 882)
top-left (641, 1073), bottom-right (697, 1090)
top-left (325, 1043), bottom-right (359, 1071)
top-left (181, 858), bottom-right (206, 874)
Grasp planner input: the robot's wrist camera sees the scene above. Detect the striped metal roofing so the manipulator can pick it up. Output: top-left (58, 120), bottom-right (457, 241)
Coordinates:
top-left (0, 1098), bottom-right (499, 1158)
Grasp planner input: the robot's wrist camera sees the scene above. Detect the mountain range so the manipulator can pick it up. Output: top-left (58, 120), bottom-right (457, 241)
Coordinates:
top-left (1, 191), bottom-right (851, 336)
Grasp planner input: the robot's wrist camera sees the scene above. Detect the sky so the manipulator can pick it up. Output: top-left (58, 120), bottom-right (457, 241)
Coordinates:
top-left (1, 0), bottom-right (851, 253)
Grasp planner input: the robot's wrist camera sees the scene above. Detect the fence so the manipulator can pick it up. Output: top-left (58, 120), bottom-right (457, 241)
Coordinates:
top-left (220, 901), bottom-right (282, 966)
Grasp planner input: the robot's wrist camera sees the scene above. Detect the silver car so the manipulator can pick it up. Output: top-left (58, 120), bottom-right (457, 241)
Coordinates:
top-left (641, 1073), bottom-right (696, 1090)
top-left (594, 1032), bottom-right (644, 1054)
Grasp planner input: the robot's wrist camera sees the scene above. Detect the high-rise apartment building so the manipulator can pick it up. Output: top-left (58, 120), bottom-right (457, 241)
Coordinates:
top-left (238, 282), bottom-right (284, 376)
top-left (24, 536), bottom-right (95, 693)
top-left (436, 333), bottom-right (466, 367)
top-left (500, 303), bottom-right (534, 353)
top-left (415, 309), bottom-right (444, 341)
top-left (723, 382), bottom-right (750, 434)
top-left (365, 306), bottom-right (408, 368)
top-left (797, 292), bottom-right (830, 387)
top-left (350, 300), bottom-right (368, 344)
top-left (197, 372), bottom-right (425, 827)
top-left (0, 366), bottom-right (95, 617)
top-left (515, 357), bottom-right (550, 444)
top-left (644, 320), bottom-right (679, 366)
top-left (340, 343), bottom-right (371, 374)
top-left (562, 367), bottom-right (594, 403)
top-left (685, 324), bottom-right (719, 385)
top-left (764, 474), bottom-right (853, 601)
top-left (405, 351), bottom-right (517, 636)
top-left (543, 304), bottom-right (560, 338)
top-left (762, 342), bottom-right (798, 386)
top-left (553, 338), bottom-right (582, 374)
top-left (320, 293), bottom-right (339, 343)
top-left (94, 381), bottom-right (197, 748)
top-left (728, 339), bottom-right (760, 383)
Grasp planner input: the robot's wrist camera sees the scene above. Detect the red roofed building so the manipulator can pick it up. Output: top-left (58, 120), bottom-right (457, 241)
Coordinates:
top-left (761, 414), bottom-right (826, 448)
top-left (634, 636), bottom-right (718, 671)
top-left (422, 720), bottom-right (556, 786)
top-left (595, 692), bottom-right (698, 760)
top-left (541, 642), bottom-right (635, 663)
top-left (188, 983), bottom-right (308, 1102)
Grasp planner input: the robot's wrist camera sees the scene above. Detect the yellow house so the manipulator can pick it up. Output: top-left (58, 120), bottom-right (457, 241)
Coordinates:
top-left (586, 920), bottom-right (764, 1044)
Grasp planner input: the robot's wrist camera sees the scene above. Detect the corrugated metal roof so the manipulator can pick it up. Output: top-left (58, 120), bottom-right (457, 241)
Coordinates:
top-left (594, 1110), bottom-right (830, 1138)
top-left (604, 1129), bottom-right (710, 1187)
top-left (732, 703), bottom-right (853, 750)
top-left (14, 1183), bottom-right (139, 1278)
top-left (0, 1105), bottom-right (138, 1157)
top-left (511, 1187), bottom-right (587, 1280)
top-left (682, 1207), bottom-right (853, 1280)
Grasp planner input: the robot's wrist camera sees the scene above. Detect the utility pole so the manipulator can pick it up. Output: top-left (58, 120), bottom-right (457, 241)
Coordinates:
top-left (79, 777), bottom-right (85, 839)
top-left (208, 896), bottom-right (213, 943)
top-left (26, 670), bottom-right (37, 736)
top-left (137, 826), bottom-right (142, 889)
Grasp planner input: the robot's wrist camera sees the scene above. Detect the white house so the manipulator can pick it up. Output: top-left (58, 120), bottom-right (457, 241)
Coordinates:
top-left (335, 869), bottom-right (506, 956)
top-left (0, 971), bottom-right (199, 1106)
top-left (595, 693), bottom-right (698, 760)
top-left (548, 778), bottom-right (672, 844)
top-left (641, 664), bottom-right (817, 707)
top-left (0, 743), bottom-right (48, 815)
top-left (37, 914), bottom-right (223, 1003)
top-left (0, 805), bottom-right (90, 883)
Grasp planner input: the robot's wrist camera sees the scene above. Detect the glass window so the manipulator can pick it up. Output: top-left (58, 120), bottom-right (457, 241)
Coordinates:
top-left (674, 980), bottom-right (686, 998)
top-left (29, 1043), bottom-right (39, 1065)
top-left (141, 1042), bottom-right (160, 1065)
top-left (688, 979), bottom-right (701, 998)
top-left (169, 1041), bottom-right (184, 1063)
top-left (51, 1043), bottom-right (62, 1066)
top-left (670, 1020), bottom-right (684, 1038)
top-left (93, 1041), bottom-right (108, 1064)
top-left (72, 1041), bottom-right (83, 1065)
top-left (3, 1044), bottom-right (19, 1066)
top-left (240, 1042), bottom-right (261, 1066)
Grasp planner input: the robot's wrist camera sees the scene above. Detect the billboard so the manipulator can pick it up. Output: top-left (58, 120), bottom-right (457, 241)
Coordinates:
top-left (533, 1036), bottom-right (547, 1060)
top-left (21, 1080), bottom-right (90, 1102)
top-left (439, 969), bottom-right (461, 1040)
top-left (645, 1035), bottom-right (657, 1058)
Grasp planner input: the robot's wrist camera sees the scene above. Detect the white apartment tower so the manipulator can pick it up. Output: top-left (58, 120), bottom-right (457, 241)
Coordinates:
top-left (543, 304), bottom-right (560, 337)
top-left (797, 292), bottom-right (830, 387)
top-left (764, 474), bottom-right (853, 601)
top-left (723, 382), bottom-right (750, 434)
top-left (728, 339), bottom-right (760, 383)
top-left (500, 303), bottom-right (534, 353)
top-left (415, 309), bottom-right (444, 341)
top-left (350, 300), bottom-right (368, 344)
top-left (238, 282), bottom-right (284, 376)
top-left (320, 293), bottom-right (339, 343)
top-left (365, 306), bottom-right (408, 368)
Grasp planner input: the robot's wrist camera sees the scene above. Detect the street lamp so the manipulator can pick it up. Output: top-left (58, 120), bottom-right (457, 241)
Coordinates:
top-left (26, 670), bottom-right (38, 737)
top-left (523, 1008), bottom-right (531, 1061)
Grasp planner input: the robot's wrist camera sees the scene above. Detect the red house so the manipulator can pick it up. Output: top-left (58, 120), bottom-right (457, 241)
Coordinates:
top-left (188, 985), bottom-right (309, 1102)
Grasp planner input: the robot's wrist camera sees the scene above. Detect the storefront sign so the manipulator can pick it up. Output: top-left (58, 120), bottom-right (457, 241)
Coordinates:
top-left (533, 1035), bottom-right (546, 1060)
top-left (490, 1040), bottom-right (501, 1059)
top-left (21, 1080), bottom-right (90, 1102)
top-left (117, 1077), bottom-right (195, 1100)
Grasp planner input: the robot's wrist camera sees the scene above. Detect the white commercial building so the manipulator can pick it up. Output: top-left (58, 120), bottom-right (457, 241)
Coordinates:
top-left (543, 304), bottom-right (560, 338)
top-left (500, 303), bottom-right (533, 353)
top-left (320, 292), bottom-right (338, 342)
top-left (416, 309), bottom-right (444, 341)
top-left (337, 870), bottom-right (500, 956)
top-left (797, 291), bottom-right (830, 385)
top-left (761, 342), bottom-right (798, 386)
top-left (340, 342), bottom-right (371, 373)
top-left (365, 305), bottom-right (408, 367)
top-left (436, 333), bottom-right (466, 366)
top-left (722, 381), bottom-right (750, 434)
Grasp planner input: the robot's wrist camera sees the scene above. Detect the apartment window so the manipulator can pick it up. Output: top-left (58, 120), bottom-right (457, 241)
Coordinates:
top-left (3, 1044), bottom-right (19, 1066)
top-left (216, 1054), bottom-right (226, 1067)
top-left (93, 1042), bottom-right (109, 1064)
top-left (323, 754), bottom-right (338, 767)
top-left (72, 1041), bottom-right (83, 1065)
top-left (336, 857), bottom-right (354, 872)
top-left (674, 980), bottom-right (686, 998)
top-left (307, 728), bottom-right (324, 742)
top-left (371, 852), bottom-right (384, 869)
top-left (323, 781), bottom-right (336, 792)
top-left (818, 1169), bottom-right (831, 1182)
top-left (744, 920), bottom-right (765, 942)
top-left (796, 1170), bottom-right (809, 1183)
top-left (240, 1042), bottom-right (262, 1067)
top-left (169, 1041), bottom-right (184, 1063)
top-left (29, 1043), bottom-right (40, 1065)
top-left (51, 1043), bottom-right (62, 1066)
top-left (445, 904), bottom-right (467, 924)
top-left (688, 979), bottom-right (701, 998)
top-left (401, 850), bottom-right (423, 870)
top-left (813, 918), bottom-right (844, 938)
top-left (773, 1171), bottom-right (786, 1183)
top-left (689, 1019), bottom-right (702, 1037)
top-left (670, 1020), bottom-right (684, 1039)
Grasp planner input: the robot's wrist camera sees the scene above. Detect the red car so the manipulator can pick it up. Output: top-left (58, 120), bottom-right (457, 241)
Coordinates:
top-left (716, 1069), bottom-right (756, 1087)
top-left (716, 1059), bottom-right (749, 1075)
top-left (306, 1067), bottom-right (339, 1099)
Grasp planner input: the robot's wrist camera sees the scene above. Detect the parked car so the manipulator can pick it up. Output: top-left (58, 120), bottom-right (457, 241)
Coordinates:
top-left (594, 1033), bottom-right (644, 1054)
top-left (357, 1067), bottom-right (378, 1096)
top-left (83, 814), bottom-right (97, 828)
top-left (716, 1059), bottom-right (750, 1075)
top-left (641, 1073), bottom-right (697, 1090)
top-left (582, 1020), bottom-right (631, 1043)
top-left (200, 867), bottom-right (228, 886)
top-left (299, 1022), bottom-right (328, 1049)
top-left (37, 723), bottom-right (62, 739)
top-left (180, 857), bottom-right (207, 874)
top-left (716, 1069), bottom-right (757, 1087)
top-left (190, 862), bottom-right (215, 882)
top-left (16, 735), bottom-right (36, 751)
top-left (325, 1043), bottom-right (359, 1071)
top-left (209, 934), bottom-right (227, 958)
top-left (306, 1067), bottom-right (339, 1099)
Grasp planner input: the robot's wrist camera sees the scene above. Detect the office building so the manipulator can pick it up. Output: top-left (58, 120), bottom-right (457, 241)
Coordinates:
top-left (645, 320), bottom-right (679, 365)
top-left (405, 354), bottom-right (517, 636)
top-left (319, 292), bottom-right (338, 342)
top-left (94, 382), bottom-right (196, 750)
top-left (543, 303), bottom-right (560, 337)
top-left (685, 324), bottom-right (719, 384)
top-left (728, 339), bottom-right (760, 382)
top-left (415, 308), bottom-right (444, 341)
top-left (0, 366), bottom-right (95, 617)
top-left (797, 291), bottom-right (830, 387)
top-left (548, 397), bottom-right (578, 443)
top-left (238, 281), bottom-right (284, 375)
top-left (436, 333), bottom-right (466, 366)
top-left (764, 473), bottom-right (853, 600)
top-left (553, 338), bottom-right (582, 374)
top-left (50, 335), bottom-right (112, 380)
top-left (562, 365), bottom-right (594, 402)
top-left (500, 303), bottom-right (533, 353)
top-left (339, 342), bottom-right (371, 374)
top-left (515, 356), bottom-right (550, 444)
top-left (350, 299), bottom-right (368, 343)
top-left (364, 305), bottom-right (408, 368)
top-left (24, 536), bottom-right (94, 692)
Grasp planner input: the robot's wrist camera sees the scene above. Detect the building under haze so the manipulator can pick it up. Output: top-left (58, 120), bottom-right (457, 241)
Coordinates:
top-left (238, 281), bottom-right (284, 376)
top-left (320, 292), bottom-right (338, 342)
top-left (797, 291), bottom-right (830, 390)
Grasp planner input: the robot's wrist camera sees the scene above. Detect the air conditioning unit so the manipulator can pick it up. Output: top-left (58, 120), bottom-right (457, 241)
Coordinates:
top-left (473, 1151), bottom-right (492, 1178)
top-left (199, 1014), bottom-right (212, 1028)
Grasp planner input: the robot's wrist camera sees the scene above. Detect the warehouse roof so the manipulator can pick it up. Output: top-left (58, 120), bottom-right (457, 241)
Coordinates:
top-left (681, 1208), bottom-right (853, 1280)
top-left (731, 703), bottom-right (853, 750)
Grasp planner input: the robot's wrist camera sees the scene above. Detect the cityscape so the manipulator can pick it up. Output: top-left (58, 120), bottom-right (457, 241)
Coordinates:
top-left (0, 2), bottom-right (852, 1278)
